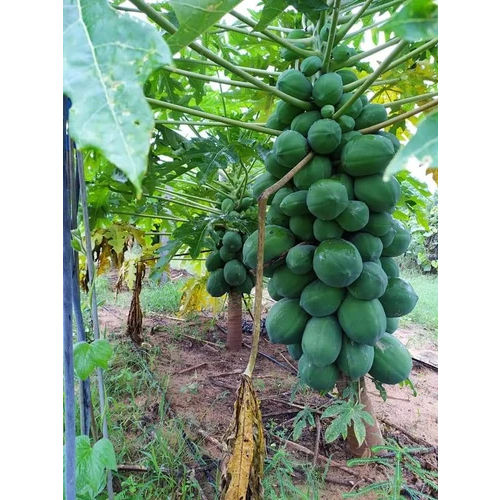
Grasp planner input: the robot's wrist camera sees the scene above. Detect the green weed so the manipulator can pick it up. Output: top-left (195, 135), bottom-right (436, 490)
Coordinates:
top-left (400, 269), bottom-right (438, 335)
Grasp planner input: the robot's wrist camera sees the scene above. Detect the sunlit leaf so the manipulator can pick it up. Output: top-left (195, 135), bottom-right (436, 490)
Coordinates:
top-left (383, 0), bottom-right (438, 42)
top-left (255, 0), bottom-right (288, 30)
top-left (168, 0), bottom-right (244, 54)
top-left (63, 0), bottom-right (171, 192)
top-left (384, 110), bottom-right (437, 179)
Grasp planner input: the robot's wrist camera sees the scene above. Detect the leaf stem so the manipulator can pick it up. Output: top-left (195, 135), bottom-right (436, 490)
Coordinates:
top-left (110, 211), bottom-right (189, 223)
top-left (129, 0), bottom-right (312, 109)
top-left (358, 99), bottom-right (437, 133)
top-left (335, 0), bottom-right (375, 41)
top-left (164, 65), bottom-right (260, 90)
top-left (343, 38), bottom-right (438, 91)
top-left (343, 19), bottom-right (386, 41)
top-left (322, 0), bottom-right (342, 73)
top-left (333, 40), bottom-right (408, 119)
top-left (149, 98), bottom-right (281, 136)
top-left (174, 58), bottom-right (280, 77)
top-left (155, 186), bottom-right (217, 205)
top-left (108, 186), bottom-right (221, 214)
top-left (337, 0), bottom-right (404, 24)
top-left (230, 10), bottom-right (320, 58)
top-left (156, 120), bottom-right (267, 127)
top-left (333, 37), bottom-right (400, 69)
top-left (244, 151), bottom-right (315, 378)
top-left (380, 92), bottom-right (438, 108)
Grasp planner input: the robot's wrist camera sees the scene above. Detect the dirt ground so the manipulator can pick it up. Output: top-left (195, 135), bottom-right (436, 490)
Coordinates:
top-left (99, 304), bottom-right (438, 499)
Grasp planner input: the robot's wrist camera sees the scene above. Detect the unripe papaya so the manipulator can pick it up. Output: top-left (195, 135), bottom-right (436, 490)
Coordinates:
top-left (307, 119), bottom-right (342, 154)
top-left (290, 111), bottom-right (322, 137)
top-left (277, 69), bottom-right (313, 101)
top-left (312, 73), bottom-right (343, 107)
top-left (355, 103), bottom-right (388, 130)
top-left (300, 55), bottom-right (323, 76)
top-left (274, 130), bottom-right (310, 168)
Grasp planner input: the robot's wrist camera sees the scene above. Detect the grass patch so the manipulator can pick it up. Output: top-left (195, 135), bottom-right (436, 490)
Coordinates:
top-left (95, 276), bottom-right (185, 314)
top-left (400, 270), bottom-right (438, 335)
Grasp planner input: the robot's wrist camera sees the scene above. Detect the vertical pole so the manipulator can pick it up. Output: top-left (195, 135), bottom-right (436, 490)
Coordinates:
top-left (76, 151), bottom-right (114, 499)
top-left (63, 95), bottom-right (76, 500)
top-left (70, 142), bottom-right (92, 436)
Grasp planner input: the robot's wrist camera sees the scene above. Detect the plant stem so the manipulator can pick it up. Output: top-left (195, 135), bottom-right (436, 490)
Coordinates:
top-left (110, 210), bottom-right (189, 223)
top-left (337, 0), bottom-right (403, 24)
top-left (172, 178), bottom-right (229, 197)
top-left (359, 99), bottom-right (437, 133)
top-left (129, 0), bottom-right (312, 109)
top-left (333, 36), bottom-right (400, 69)
top-left (333, 40), bottom-right (408, 119)
top-left (343, 19), bottom-right (386, 41)
top-left (335, 0), bottom-right (375, 41)
top-left (174, 58), bottom-right (280, 77)
top-left (343, 38), bottom-right (438, 91)
top-left (148, 98), bottom-right (281, 136)
top-left (213, 22), bottom-right (272, 40)
top-left (108, 186), bottom-right (221, 214)
top-left (164, 65), bottom-right (260, 90)
top-left (322, 0), bottom-right (342, 73)
top-left (244, 152), bottom-right (314, 378)
top-left (156, 120), bottom-right (267, 127)
top-left (381, 92), bottom-right (438, 108)
top-left (155, 186), bottom-right (217, 205)
top-left (230, 10), bottom-right (320, 58)
top-left (77, 151), bottom-right (114, 499)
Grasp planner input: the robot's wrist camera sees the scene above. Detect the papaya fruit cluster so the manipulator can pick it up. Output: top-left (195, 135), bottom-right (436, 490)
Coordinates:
top-left (205, 197), bottom-right (255, 298)
top-left (246, 67), bottom-right (418, 393)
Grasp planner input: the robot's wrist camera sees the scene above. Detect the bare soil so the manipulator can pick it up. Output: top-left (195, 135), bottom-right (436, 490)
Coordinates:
top-left (99, 304), bottom-right (438, 499)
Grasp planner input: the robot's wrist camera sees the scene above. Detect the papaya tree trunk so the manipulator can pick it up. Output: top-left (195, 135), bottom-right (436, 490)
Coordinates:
top-left (337, 376), bottom-right (384, 457)
top-left (127, 261), bottom-right (145, 345)
top-left (227, 289), bottom-right (242, 351)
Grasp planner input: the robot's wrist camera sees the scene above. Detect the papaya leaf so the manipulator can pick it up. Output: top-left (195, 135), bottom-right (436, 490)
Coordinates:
top-left (383, 0), bottom-right (438, 42)
top-left (255, 0), bottom-right (288, 31)
top-left (167, 0), bottom-right (244, 55)
top-left (63, 0), bottom-right (171, 192)
top-left (384, 111), bottom-right (437, 180)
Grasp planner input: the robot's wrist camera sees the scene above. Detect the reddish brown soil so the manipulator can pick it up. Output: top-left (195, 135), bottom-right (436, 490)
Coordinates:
top-left (100, 305), bottom-right (438, 499)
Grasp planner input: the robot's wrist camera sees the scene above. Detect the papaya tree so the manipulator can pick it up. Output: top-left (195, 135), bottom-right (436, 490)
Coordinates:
top-left (64, 0), bottom-right (437, 494)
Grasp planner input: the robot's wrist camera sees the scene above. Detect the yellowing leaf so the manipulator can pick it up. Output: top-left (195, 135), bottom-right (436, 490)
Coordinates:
top-left (220, 375), bottom-right (265, 499)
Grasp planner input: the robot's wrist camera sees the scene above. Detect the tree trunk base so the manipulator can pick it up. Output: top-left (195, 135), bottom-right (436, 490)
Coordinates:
top-left (226, 289), bottom-right (242, 351)
top-left (126, 262), bottom-right (145, 345)
top-left (337, 376), bottom-right (384, 457)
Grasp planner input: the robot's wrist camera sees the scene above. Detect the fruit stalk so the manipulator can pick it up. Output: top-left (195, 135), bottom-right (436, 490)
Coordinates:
top-left (244, 152), bottom-right (315, 378)
top-left (322, 0), bottom-right (343, 73)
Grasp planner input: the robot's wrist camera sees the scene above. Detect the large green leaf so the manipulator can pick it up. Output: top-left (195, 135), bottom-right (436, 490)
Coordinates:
top-left (384, 110), bottom-right (437, 179)
top-left (383, 0), bottom-right (438, 42)
top-left (76, 436), bottom-right (117, 499)
top-left (255, 0), bottom-right (288, 31)
top-left (73, 340), bottom-right (113, 380)
top-left (167, 0), bottom-right (244, 55)
top-left (63, 0), bottom-right (171, 192)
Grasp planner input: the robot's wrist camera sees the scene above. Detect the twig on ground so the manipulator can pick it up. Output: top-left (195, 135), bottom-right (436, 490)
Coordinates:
top-left (175, 362), bottom-right (207, 375)
top-left (210, 369), bottom-right (242, 378)
top-left (278, 352), bottom-right (298, 373)
top-left (117, 464), bottom-right (149, 472)
top-left (368, 391), bottom-right (410, 402)
top-left (280, 439), bottom-right (360, 477)
top-left (262, 409), bottom-right (299, 419)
